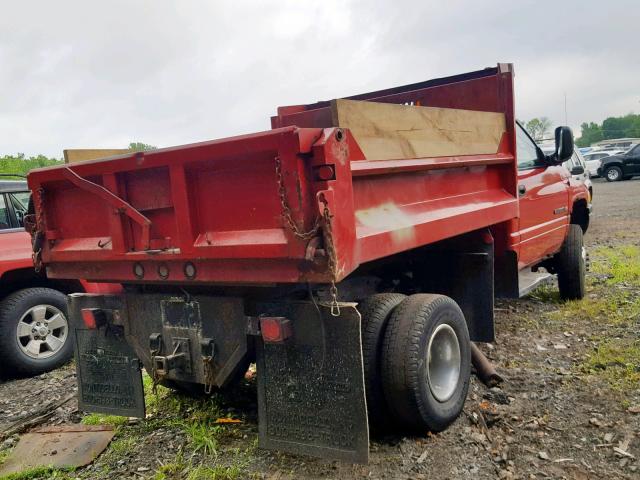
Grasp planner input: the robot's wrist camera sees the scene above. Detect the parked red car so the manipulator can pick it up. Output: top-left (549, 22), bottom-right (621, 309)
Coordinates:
top-left (0, 179), bottom-right (119, 377)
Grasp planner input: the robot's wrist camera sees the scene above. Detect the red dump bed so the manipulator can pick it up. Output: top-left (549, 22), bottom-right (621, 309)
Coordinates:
top-left (28, 64), bottom-right (518, 285)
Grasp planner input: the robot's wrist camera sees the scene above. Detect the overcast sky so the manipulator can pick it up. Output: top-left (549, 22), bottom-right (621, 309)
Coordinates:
top-left (1, 1), bottom-right (637, 157)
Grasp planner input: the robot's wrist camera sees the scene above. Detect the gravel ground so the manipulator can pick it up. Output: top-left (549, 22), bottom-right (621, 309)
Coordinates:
top-left (1, 178), bottom-right (639, 479)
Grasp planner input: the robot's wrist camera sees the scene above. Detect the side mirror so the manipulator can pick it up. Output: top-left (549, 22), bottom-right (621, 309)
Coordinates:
top-left (570, 165), bottom-right (585, 175)
top-left (555, 126), bottom-right (574, 163)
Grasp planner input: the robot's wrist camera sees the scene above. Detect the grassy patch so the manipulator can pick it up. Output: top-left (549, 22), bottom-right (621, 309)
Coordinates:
top-left (182, 421), bottom-right (223, 456)
top-left (106, 436), bottom-right (138, 456)
top-left (151, 457), bottom-right (246, 480)
top-left (591, 245), bottom-right (640, 285)
top-left (81, 413), bottom-right (129, 427)
top-left (581, 339), bottom-right (640, 391)
top-left (527, 244), bottom-right (640, 330)
top-left (0, 467), bottom-right (74, 480)
top-left (547, 291), bottom-right (640, 326)
top-left (527, 284), bottom-right (561, 304)
top-left (185, 464), bottom-right (244, 480)
top-left (0, 448), bottom-right (10, 467)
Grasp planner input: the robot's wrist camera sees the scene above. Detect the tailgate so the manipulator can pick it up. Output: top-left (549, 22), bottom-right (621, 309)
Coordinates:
top-left (27, 127), bottom-right (348, 284)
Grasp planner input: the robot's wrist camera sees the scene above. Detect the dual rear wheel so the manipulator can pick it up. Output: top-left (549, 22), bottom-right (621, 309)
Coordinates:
top-left (360, 293), bottom-right (471, 432)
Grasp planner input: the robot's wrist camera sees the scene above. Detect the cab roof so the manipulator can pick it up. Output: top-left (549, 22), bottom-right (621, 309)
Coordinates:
top-left (0, 180), bottom-right (28, 193)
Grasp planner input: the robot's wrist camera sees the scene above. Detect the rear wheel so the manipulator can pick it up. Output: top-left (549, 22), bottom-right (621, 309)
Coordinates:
top-left (358, 293), bottom-right (406, 430)
top-left (604, 166), bottom-right (623, 182)
top-left (555, 224), bottom-right (586, 300)
top-left (0, 288), bottom-right (72, 377)
top-left (381, 294), bottom-right (471, 432)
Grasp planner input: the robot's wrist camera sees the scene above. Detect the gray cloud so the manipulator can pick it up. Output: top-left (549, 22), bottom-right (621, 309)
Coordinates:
top-left (1, 0), bottom-right (637, 157)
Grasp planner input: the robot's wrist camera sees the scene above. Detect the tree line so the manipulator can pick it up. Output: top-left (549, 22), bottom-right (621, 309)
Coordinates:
top-left (520, 113), bottom-right (639, 148)
top-left (575, 113), bottom-right (640, 147)
top-left (0, 143), bottom-right (156, 178)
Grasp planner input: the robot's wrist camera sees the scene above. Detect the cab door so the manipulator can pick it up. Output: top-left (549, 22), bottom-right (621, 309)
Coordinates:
top-left (626, 144), bottom-right (640, 174)
top-left (514, 124), bottom-right (570, 269)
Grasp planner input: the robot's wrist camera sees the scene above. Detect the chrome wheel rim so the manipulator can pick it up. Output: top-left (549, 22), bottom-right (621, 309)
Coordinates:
top-left (607, 169), bottom-right (619, 181)
top-left (16, 305), bottom-right (68, 360)
top-left (426, 323), bottom-right (461, 402)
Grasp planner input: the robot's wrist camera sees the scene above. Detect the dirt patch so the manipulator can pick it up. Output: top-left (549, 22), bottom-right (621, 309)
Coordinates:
top-left (1, 178), bottom-right (639, 479)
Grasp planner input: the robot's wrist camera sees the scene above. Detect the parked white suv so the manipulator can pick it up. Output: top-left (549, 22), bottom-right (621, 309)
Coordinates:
top-left (583, 150), bottom-right (624, 177)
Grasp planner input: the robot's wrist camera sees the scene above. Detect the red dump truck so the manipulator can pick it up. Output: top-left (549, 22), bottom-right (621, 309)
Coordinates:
top-left (26, 64), bottom-right (588, 463)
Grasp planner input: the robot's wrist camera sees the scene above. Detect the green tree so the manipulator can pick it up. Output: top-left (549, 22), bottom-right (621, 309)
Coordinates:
top-left (524, 117), bottom-right (552, 141)
top-left (576, 113), bottom-right (640, 147)
top-left (128, 142), bottom-right (157, 151)
top-left (0, 154), bottom-right (62, 178)
top-left (576, 122), bottom-right (603, 147)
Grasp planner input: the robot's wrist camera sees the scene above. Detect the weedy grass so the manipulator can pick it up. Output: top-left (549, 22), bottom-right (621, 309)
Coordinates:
top-left (0, 466), bottom-right (74, 480)
top-left (591, 245), bottom-right (640, 285)
top-left (547, 291), bottom-right (640, 326)
top-left (81, 413), bottom-right (129, 427)
top-left (529, 244), bottom-right (640, 329)
top-left (105, 436), bottom-right (138, 456)
top-left (526, 244), bottom-right (640, 396)
top-left (581, 339), bottom-right (640, 392)
top-left (184, 464), bottom-right (244, 480)
top-left (0, 448), bottom-right (10, 466)
top-left (151, 454), bottom-right (247, 480)
top-left (182, 421), bottom-right (223, 456)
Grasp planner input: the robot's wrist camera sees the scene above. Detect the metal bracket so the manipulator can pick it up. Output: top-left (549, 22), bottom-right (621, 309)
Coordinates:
top-left (200, 338), bottom-right (215, 358)
top-left (246, 317), bottom-right (261, 336)
top-left (153, 338), bottom-right (191, 376)
top-left (149, 333), bottom-right (163, 355)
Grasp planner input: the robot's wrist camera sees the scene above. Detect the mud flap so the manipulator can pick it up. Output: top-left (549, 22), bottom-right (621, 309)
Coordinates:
top-left (255, 302), bottom-right (369, 464)
top-left (68, 294), bottom-right (145, 418)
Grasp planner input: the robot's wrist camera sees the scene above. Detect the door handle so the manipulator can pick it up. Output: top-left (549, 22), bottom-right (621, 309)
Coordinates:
top-left (518, 184), bottom-right (526, 195)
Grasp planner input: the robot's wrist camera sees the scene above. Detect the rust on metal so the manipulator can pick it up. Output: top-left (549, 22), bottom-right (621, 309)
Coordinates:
top-left (470, 342), bottom-right (504, 388)
top-left (0, 424), bottom-right (115, 476)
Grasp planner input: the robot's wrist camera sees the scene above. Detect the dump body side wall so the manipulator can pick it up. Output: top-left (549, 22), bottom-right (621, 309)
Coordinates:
top-left (28, 67), bottom-right (520, 286)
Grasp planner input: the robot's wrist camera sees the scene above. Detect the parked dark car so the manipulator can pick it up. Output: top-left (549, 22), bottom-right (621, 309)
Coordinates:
top-left (598, 144), bottom-right (640, 181)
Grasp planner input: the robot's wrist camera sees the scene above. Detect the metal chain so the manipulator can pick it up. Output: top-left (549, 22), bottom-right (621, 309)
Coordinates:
top-left (32, 188), bottom-right (45, 273)
top-left (202, 356), bottom-right (215, 394)
top-left (321, 203), bottom-right (340, 317)
top-left (150, 348), bottom-right (160, 395)
top-left (275, 156), bottom-right (321, 240)
top-left (275, 155), bottom-right (340, 316)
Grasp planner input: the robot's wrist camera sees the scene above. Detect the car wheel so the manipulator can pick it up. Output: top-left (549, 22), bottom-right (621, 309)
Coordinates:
top-left (381, 294), bottom-right (471, 432)
top-left (604, 166), bottom-right (623, 182)
top-left (0, 288), bottom-right (72, 377)
top-left (555, 224), bottom-right (586, 300)
top-left (358, 293), bottom-right (406, 430)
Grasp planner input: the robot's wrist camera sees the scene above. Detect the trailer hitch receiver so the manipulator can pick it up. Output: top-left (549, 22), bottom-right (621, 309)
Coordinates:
top-left (152, 338), bottom-right (192, 376)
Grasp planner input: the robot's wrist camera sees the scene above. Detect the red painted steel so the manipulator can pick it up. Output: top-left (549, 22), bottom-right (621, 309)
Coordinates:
top-left (27, 65), bottom-right (526, 286)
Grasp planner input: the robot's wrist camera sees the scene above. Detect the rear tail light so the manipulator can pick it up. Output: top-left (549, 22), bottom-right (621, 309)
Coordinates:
top-left (81, 308), bottom-right (105, 329)
top-left (259, 317), bottom-right (293, 343)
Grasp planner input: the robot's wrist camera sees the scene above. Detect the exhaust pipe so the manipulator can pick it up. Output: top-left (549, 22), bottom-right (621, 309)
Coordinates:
top-left (470, 342), bottom-right (503, 388)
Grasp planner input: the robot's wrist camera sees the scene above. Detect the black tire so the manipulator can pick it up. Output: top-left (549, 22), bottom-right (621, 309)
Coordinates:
top-left (358, 293), bottom-right (406, 430)
top-left (0, 288), bottom-right (72, 377)
top-left (604, 166), bottom-right (623, 182)
top-left (381, 294), bottom-right (471, 432)
top-left (555, 224), bottom-right (586, 300)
